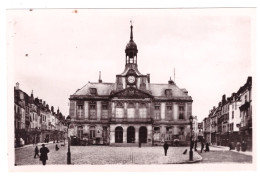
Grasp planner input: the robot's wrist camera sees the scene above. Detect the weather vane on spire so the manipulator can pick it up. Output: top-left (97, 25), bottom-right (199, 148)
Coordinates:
top-left (130, 20), bottom-right (133, 41)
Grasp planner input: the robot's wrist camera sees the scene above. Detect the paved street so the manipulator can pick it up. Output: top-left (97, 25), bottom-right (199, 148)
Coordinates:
top-left (15, 143), bottom-right (201, 165)
top-left (197, 145), bottom-right (252, 163)
top-left (15, 143), bottom-right (252, 165)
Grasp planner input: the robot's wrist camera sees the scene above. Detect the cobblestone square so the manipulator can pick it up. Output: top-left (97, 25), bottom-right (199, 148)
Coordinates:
top-left (15, 144), bottom-right (202, 165)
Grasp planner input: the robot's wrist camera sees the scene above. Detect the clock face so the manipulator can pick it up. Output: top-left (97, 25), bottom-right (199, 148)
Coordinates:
top-left (127, 75), bottom-right (136, 84)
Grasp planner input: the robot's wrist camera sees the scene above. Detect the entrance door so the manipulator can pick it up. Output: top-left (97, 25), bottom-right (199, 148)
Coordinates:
top-left (127, 126), bottom-right (135, 143)
top-left (115, 126), bottom-right (123, 143)
top-left (139, 126), bottom-right (147, 143)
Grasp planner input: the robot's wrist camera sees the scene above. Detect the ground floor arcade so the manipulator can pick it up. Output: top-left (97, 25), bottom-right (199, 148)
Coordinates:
top-left (69, 123), bottom-right (190, 146)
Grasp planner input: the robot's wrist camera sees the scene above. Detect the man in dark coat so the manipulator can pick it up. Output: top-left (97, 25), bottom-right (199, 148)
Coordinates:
top-left (194, 140), bottom-right (198, 151)
top-left (200, 139), bottom-right (205, 153)
top-left (40, 144), bottom-right (49, 165)
top-left (205, 142), bottom-right (210, 152)
top-left (163, 142), bottom-right (169, 156)
top-left (55, 144), bottom-right (59, 151)
top-left (34, 145), bottom-right (39, 158)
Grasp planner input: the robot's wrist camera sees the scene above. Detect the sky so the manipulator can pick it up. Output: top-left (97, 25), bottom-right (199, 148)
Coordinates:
top-left (7, 8), bottom-right (255, 122)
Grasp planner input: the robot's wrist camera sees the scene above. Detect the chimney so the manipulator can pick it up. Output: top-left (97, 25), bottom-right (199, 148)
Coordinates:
top-left (168, 77), bottom-right (174, 85)
top-left (43, 101), bottom-right (46, 106)
top-left (15, 82), bottom-right (19, 90)
top-left (98, 71), bottom-right (102, 83)
top-left (222, 94), bottom-right (226, 104)
top-left (51, 106), bottom-right (54, 113)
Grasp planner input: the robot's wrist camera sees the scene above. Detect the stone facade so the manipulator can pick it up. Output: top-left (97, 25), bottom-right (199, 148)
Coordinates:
top-left (204, 77), bottom-right (252, 150)
top-left (68, 24), bottom-right (193, 146)
top-left (14, 83), bottom-right (66, 147)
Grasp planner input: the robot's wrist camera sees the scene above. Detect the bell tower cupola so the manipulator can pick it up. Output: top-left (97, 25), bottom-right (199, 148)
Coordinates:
top-left (125, 21), bottom-right (138, 66)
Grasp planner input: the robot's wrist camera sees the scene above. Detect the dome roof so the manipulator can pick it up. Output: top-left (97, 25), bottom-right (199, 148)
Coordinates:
top-left (126, 40), bottom-right (137, 50)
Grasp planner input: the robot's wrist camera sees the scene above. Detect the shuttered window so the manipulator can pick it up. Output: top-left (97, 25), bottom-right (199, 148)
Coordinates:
top-left (69, 101), bottom-right (76, 117)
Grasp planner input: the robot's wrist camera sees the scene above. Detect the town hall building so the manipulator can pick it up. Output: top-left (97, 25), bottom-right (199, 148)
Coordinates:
top-left (68, 24), bottom-right (193, 146)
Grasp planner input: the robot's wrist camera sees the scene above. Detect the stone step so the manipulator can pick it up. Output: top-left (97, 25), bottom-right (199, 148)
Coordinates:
top-left (110, 143), bottom-right (152, 147)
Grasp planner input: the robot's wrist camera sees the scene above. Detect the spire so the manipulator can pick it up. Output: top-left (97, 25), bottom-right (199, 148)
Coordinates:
top-left (98, 71), bottom-right (102, 83)
top-left (130, 20), bottom-right (133, 41)
top-left (125, 20), bottom-right (138, 65)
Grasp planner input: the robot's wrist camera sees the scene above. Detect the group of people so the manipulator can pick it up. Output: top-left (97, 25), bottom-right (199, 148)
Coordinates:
top-left (162, 138), bottom-right (210, 157)
top-left (34, 143), bottom-right (61, 165)
top-left (229, 140), bottom-right (247, 152)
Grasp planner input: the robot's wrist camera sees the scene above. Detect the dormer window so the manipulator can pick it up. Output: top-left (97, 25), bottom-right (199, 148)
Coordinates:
top-left (165, 89), bottom-right (172, 97)
top-left (90, 88), bottom-right (97, 95)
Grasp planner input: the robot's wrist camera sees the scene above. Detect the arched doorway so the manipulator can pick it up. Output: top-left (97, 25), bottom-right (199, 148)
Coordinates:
top-left (127, 126), bottom-right (135, 143)
top-left (115, 126), bottom-right (123, 143)
top-left (139, 126), bottom-right (147, 143)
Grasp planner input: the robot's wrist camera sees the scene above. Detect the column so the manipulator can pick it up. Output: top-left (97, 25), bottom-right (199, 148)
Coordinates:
top-left (173, 125), bottom-right (178, 135)
top-left (135, 103), bottom-right (139, 118)
top-left (173, 104), bottom-right (178, 120)
top-left (124, 102), bottom-right (127, 118)
top-left (123, 125), bottom-right (127, 143)
top-left (147, 103), bottom-right (151, 118)
top-left (161, 102), bottom-right (165, 120)
top-left (110, 125), bottom-right (115, 143)
top-left (97, 101), bottom-right (101, 121)
top-left (84, 101), bottom-right (89, 119)
top-left (111, 102), bottom-right (115, 118)
top-left (147, 125), bottom-right (152, 143)
top-left (135, 125), bottom-right (139, 143)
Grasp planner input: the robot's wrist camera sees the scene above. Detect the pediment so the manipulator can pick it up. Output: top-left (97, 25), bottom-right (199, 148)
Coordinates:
top-left (110, 87), bottom-right (153, 99)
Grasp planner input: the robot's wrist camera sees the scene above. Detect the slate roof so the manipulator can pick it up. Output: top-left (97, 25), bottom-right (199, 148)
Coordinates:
top-left (73, 82), bottom-right (115, 96)
top-left (148, 83), bottom-right (188, 97)
top-left (71, 82), bottom-right (192, 100)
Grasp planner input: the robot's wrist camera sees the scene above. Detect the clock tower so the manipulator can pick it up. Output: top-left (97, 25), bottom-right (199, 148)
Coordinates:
top-left (116, 23), bottom-right (150, 90)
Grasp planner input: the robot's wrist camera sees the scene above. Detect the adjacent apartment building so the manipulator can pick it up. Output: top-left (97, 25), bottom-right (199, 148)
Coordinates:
top-left (14, 83), bottom-right (66, 147)
top-left (203, 77), bottom-right (252, 150)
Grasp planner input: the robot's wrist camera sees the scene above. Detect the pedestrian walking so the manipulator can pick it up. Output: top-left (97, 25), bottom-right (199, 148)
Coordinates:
top-left (229, 141), bottom-right (232, 150)
top-left (194, 140), bottom-right (198, 151)
top-left (34, 145), bottom-right (39, 158)
top-left (32, 138), bottom-right (35, 146)
top-left (55, 144), bottom-right (59, 151)
top-left (200, 139), bottom-right (205, 153)
top-left (40, 144), bottom-right (49, 165)
top-left (241, 141), bottom-right (247, 152)
top-left (205, 142), bottom-right (210, 152)
top-left (236, 142), bottom-right (241, 152)
top-left (163, 142), bottom-right (169, 156)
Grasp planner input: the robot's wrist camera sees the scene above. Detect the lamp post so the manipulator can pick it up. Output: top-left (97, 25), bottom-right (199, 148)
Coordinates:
top-left (189, 116), bottom-right (194, 161)
top-left (66, 116), bottom-right (71, 165)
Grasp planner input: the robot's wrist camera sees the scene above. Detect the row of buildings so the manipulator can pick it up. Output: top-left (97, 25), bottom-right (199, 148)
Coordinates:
top-left (14, 82), bottom-right (66, 147)
top-left (67, 24), bottom-right (194, 146)
top-left (202, 76), bottom-right (252, 150)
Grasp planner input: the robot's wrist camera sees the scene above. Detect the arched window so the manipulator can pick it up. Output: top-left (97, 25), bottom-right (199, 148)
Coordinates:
top-left (115, 126), bottom-right (123, 143)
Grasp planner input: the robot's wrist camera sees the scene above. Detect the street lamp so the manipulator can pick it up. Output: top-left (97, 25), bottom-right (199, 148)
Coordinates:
top-left (66, 116), bottom-right (71, 164)
top-left (189, 116), bottom-right (194, 161)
